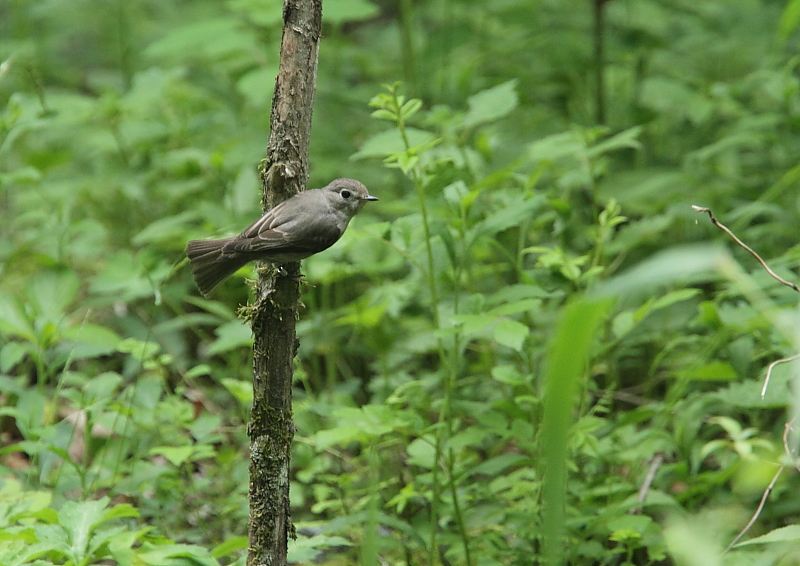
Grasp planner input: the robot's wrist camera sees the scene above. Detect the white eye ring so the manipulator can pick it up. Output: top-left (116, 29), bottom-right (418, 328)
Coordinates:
top-left (341, 190), bottom-right (352, 199)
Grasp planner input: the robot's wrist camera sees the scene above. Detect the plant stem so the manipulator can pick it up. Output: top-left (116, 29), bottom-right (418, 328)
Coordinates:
top-left (593, 0), bottom-right (610, 125)
top-left (394, 92), bottom-right (471, 565)
top-left (399, 0), bottom-right (418, 95)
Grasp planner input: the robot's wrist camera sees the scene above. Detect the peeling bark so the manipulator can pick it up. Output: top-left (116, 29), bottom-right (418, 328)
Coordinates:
top-left (248, 1), bottom-right (322, 565)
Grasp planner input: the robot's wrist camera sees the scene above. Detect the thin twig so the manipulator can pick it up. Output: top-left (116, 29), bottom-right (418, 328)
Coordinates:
top-left (693, 206), bottom-right (798, 554)
top-left (783, 418), bottom-right (800, 472)
top-left (692, 205), bottom-right (800, 293)
top-left (632, 453), bottom-right (664, 513)
top-left (725, 465), bottom-right (784, 552)
top-left (761, 353), bottom-right (800, 399)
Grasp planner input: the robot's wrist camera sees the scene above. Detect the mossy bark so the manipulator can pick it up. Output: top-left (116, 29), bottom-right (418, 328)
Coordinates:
top-left (248, 1), bottom-right (322, 565)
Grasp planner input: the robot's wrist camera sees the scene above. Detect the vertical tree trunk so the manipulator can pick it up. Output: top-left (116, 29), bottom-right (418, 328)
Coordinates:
top-left (248, 1), bottom-right (322, 565)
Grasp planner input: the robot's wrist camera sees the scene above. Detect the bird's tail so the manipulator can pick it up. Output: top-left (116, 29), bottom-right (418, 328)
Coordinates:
top-left (186, 238), bottom-right (247, 296)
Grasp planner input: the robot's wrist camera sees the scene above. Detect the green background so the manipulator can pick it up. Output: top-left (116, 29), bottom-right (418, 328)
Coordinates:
top-left (1, 0), bottom-right (800, 564)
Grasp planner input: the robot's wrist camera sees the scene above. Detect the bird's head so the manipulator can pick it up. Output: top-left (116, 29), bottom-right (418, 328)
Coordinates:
top-left (324, 178), bottom-right (378, 216)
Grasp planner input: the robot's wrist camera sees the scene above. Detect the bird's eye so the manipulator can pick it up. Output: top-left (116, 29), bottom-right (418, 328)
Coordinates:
top-left (341, 190), bottom-right (351, 199)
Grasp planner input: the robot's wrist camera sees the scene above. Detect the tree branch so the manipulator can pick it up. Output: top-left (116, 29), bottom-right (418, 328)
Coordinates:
top-left (725, 465), bottom-right (783, 552)
top-left (248, 1), bottom-right (322, 565)
top-left (761, 353), bottom-right (800, 399)
top-left (691, 205), bottom-right (800, 293)
top-left (693, 205), bottom-right (796, 553)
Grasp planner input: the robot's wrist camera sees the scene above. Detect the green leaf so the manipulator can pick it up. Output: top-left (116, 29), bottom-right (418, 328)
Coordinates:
top-left (351, 128), bottom-right (436, 160)
top-left (90, 251), bottom-right (152, 301)
top-left (371, 108), bottom-right (397, 121)
top-left (150, 446), bottom-right (196, 467)
top-left (28, 270), bottom-right (80, 320)
top-left (491, 365), bottom-right (528, 386)
top-left (595, 245), bottom-right (729, 298)
top-left (207, 320), bottom-right (251, 355)
top-left (136, 543), bottom-right (218, 566)
top-left (735, 524), bottom-right (800, 547)
top-left (714, 368), bottom-right (792, 408)
top-left (399, 98), bottom-right (422, 120)
top-left (677, 361), bottom-right (738, 382)
top-left (613, 289), bottom-right (700, 340)
top-left (0, 478), bottom-right (52, 523)
top-left (84, 372), bottom-right (123, 401)
top-left (611, 311), bottom-right (634, 339)
top-left (323, 0), bottom-right (379, 24)
top-left (183, 296), bottom-right (237, 321)
top-left (11, 389), bottom-right (48, 439)
top-left (57, 498), bottom-right (110, 563)
top-left (640, 77), bottom-right (712, 124)
top-left (133, 211), bottom-right (199, 246)
top-left (186, 364), bottom-right (212, 379)
top-left (211, 535), bottom-right (248, 558)
top-left (493, 319), bottom-right (529, 351)
top-left (221, 378), bottom-right (253, 405)
top-left (227, 0), bottom-right (283, 27)
top-left (644, 288), bottom-right (700, 314)
top-left (541, 297), bottom-right (611, 565)
top-left (406, 437), bottom-right (435, 469)
top-left (470, 195), bottom-right (542, 241)
top-left (471, 453), bottom-right (528, 476)
top-left (62, 324), bottom-right (121, 359)
top-left (0, 341), bottom-right (29, 372)
top-left (0, 539), bottom-right (55, 566)
top-left (101, 503), bottom-right (140, 522)
top-left (287, 534), bottom-right (351, 563)
top-left (528, 131), bottom-right (584, 163)
top-left (779, 0), bottom-right (800, 38)
top-left (236, 66), bottom-right (277, 109)
top-left (0, 297), bottom-right (35, 342)
top-left (144, 18), bottom-right (257, 62)
top-left (607, 514), bottom-right (653, 538)
top-left (488, 299), bottom-right (541, 317)
top-left (586, 126), bottom-right (642, 158)
top-left (313, 405), bottom-right (408, 449)
top-left (117, 337), bottom-right (161, 360)
top-left (462, 80), bottom-right (519, 128)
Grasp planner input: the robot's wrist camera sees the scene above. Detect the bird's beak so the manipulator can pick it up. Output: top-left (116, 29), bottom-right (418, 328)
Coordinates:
top-left (364, 194), bottom-right (379, 201)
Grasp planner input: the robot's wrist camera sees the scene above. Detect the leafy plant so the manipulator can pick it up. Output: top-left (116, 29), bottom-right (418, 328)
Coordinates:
top-left (2, 0), bottom-right (800, 564)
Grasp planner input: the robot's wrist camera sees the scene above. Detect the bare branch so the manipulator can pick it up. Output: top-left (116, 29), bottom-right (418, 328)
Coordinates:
top-left (691, 205), bottom-right (800, 293)
top-left (725, 465), bottom-right (784, 552)
top-left (784, 418), bottom-right (800, 472)
top-left (692, 210), bottom-right (797, 554)
top-left (632, 453), bottom-right (664, 513)
top-left (761, 353), bottom-right (800, 399)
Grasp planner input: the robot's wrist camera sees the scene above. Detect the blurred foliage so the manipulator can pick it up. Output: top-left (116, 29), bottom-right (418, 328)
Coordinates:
top-left (2, 0), bottom-right (800, 564)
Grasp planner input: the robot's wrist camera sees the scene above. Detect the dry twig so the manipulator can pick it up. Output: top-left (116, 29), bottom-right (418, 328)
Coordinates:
top-left (761, 353), bottom-right (800, 399)
top-left (691, 205), bottom-right (800, 293)
top-left (783, 418), bottom-right (800, 473)
top-left (724, 465), bottom-right (784, 552)
top-left (632, 453), bottom-right (664, 513)
top-left (693, 205), bottom-right (800, 394)
top-left (694, 205), bottom-right (798, 553)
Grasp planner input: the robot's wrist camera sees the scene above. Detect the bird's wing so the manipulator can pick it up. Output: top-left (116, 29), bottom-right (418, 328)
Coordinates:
top-left (224, 192), bottom-right (343, 257)
top-left (240, 197), bottom-right (298, 239)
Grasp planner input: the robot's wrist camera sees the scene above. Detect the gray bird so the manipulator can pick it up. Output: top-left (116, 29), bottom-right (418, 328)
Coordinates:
top-left (186, 178), bottom-right (378, 296)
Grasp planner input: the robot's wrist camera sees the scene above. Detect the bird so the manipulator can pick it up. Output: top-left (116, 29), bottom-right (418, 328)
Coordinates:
top-left (186, 178), bottom-right (378, 296)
